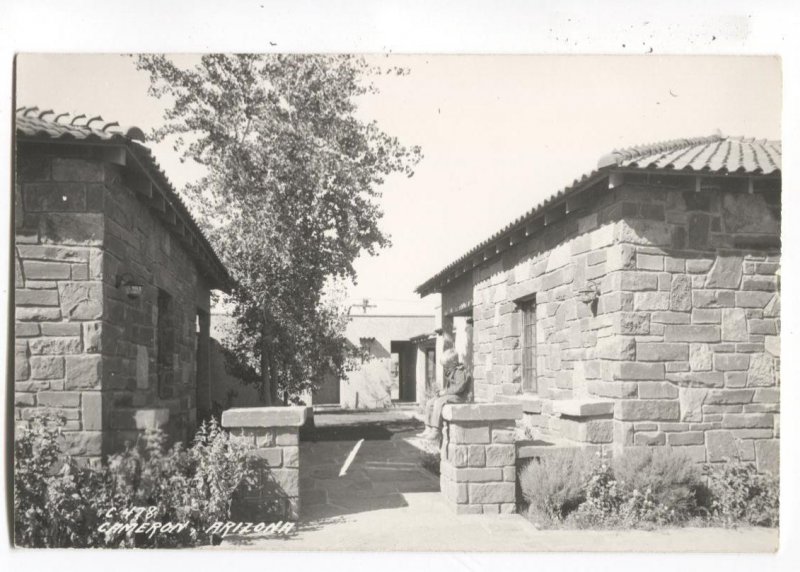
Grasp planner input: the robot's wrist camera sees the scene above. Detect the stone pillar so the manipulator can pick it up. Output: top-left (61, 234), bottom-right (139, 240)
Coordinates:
top-left (221, 406), bottom-right (309, 520)
top-left (439, 402), bottom-right (522, 514)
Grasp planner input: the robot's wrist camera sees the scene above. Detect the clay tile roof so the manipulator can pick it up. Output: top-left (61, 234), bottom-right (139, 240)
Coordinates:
top-left (598, 134), bottom-right (781, 175)
top-left (15, 106), bottom-right (231, 291)
top-left (416, 134), bottom-right (782, 297)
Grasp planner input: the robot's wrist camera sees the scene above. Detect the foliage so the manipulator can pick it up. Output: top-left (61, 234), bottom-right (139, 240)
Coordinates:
top-left (135, 54), bottom-right (422, 404)
top-left (14, 414), bottom-right (260, 548)
top-left (522, 448), bottom-right (777, 530)
top-left (705, 462), bottom-right (779, 527)
top-left (612, 448), bottom-right (703, 522)
top-left (519, 448), bottom-right (597, 526)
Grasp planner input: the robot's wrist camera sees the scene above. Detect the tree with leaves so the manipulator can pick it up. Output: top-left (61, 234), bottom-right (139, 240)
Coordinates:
top-left (136, 54), bottom-right (421, 406)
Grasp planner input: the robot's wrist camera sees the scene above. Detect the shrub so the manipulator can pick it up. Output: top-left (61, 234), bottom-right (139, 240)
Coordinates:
top-left (14, 414), bottom-right (261, 548)
top-left (612, 448), bottom-right (703, 523)
top-left (706, 462), bottom-right (779, 527)
top-left (519, 448), bottom-right (597, 526)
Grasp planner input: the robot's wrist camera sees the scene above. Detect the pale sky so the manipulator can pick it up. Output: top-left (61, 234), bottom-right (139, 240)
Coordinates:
top-left (16, 54), bottom-right (781, 315)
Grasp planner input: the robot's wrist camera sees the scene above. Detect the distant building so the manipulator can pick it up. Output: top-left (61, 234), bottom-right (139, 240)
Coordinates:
top-left (417, 135), bottom-right (781, 472)
top-left (314, 308), bottom-right (435, 409)
top-left (13, 107), bottom-right (232, 461)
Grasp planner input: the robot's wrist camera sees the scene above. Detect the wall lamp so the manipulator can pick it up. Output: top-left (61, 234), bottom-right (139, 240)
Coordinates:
top-left (116, 272), bottom-right (143, 300)
top-left (576, 280), bottom-right (600, 305)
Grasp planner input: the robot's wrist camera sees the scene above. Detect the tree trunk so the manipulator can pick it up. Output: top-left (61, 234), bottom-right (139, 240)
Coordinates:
top-left (261, 309), bottom-right (273, 406)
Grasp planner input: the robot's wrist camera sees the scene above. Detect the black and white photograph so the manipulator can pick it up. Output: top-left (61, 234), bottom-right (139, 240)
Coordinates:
top-left (2, 1), bottom-right (799, 569)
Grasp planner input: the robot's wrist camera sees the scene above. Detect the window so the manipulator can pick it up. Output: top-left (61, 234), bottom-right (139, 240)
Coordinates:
top-left (157, 289), bottom-right (175, 399)
top-left (520, 299), bottom-right (537, 393)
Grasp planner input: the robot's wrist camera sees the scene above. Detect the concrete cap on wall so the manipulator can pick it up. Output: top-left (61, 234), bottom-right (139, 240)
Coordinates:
top-left (222, 406), bottom-right (311, 428)
top-left (442, 402), bottom-right (523, 422)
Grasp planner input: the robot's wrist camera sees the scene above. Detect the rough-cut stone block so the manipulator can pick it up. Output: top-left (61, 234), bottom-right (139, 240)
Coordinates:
top-left (615, 312), bottom-right (650, 335)
top-left (448, 467), bottom-right (503, 483)
top-left (222, 407), bottom-right (310, 428)
top-left (468, 482), bottom-right (516, 504)
top-left (449, 423), bottom-right (491, 444)
top-left (753, 388), bottom-right (779, 403)
top-left (689, 343), bottom-right (712, 371)
top-left (634, 432), bottom-right (666, 446)
top-left (15, 288), bottom-right (60, 306)
top-left (588, 380), bottom-right (638, 399)
top-left (65, 355), bottom-right (102, 389)
top-left (52, 158), bottom-right (105, 182)
top-left (491, 429), bottom-right (517, 444)
top-left (638, 382), bottom-right (679, 399)
top-left (704, 256), bottom-right (743, 289)
top-left (81, 392), bottom-right (103, 431)
top-left (669, 275), bottom-right (692, 311)
top-left (714, 354), bottom-right (750, 372)
top-left (29, 356), bottom-right (64, 380)
top-left (667, 371), bottom-right (724, 388)
top-left (271, 469), bottom-right (300, 495)
top-left (442, 402), bottom-right (522, 422)
top-left (747, 354), bottom-right (776, 387)
top-left (253, 448), bottom-right (283, 467)
top-left (706, 430), bottom-right (738, 462)
top-left (707, 389), bottom-right (754, 405)
top-left (722, 414), bottom-right (773, 429)
top-left (485, 444), bottom-right (515, 467)
top-left (467, 445), bottom-right (486, 467)
top-left (735, 291), bottom-right (774, 309)
top-left (755, 440), bottom-right (779, 474)
top-left (16, 307), bottom-right (63, 321)
top-left (616, 400), bottom-right (680, 421)
top-left (38, 390), bottom-right (81, 407)
top-left (275, 430), bottom-right (299, 446)
top-left (637, 342), bottom-right (688, 362)
top-left (721, 308), bottom-right (748, 342)
top-left (664, 324), bottom-right (720, 343)
top-left (594, 336), bottom-right (636, 360)
top-left (613, 362), bottom-right (664, 381)
top-left (551, 399), bottom-right (615, 417)
top-left (82, 321), bottom-right (102, 352)
top-left (62, 431), bottom-right (103, 456)
top-left (58, 282), bottom-right (103, 320)
top-left (667, 431), bottom-right (705, 446)
top-left (23, 260), bottom-right (72, 280)
top-left (30, 337), bottom-right (82, 355)
top-left (634, 292), bottom-right (670, 311)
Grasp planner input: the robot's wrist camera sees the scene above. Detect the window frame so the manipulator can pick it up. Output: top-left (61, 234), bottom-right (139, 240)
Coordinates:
top-left (517, 295), bottom-right (537, 394)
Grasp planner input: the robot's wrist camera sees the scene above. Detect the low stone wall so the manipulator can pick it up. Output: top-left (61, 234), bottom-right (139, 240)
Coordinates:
top-left (221, 406), bottom-right (309, 521)
top-left (439, 402), bottom-right (522, 514)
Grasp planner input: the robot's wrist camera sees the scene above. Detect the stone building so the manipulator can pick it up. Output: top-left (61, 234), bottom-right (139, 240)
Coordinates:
top-left (417, 135), bottom-right (781, 473)
top-left (314, 311), bottom-right (435, 409)
top-left (14, 107), bottom-right (231, 461)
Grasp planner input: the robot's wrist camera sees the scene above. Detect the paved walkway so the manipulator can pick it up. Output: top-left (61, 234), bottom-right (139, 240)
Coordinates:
top-left (224, 410), bottom-right (778, 552)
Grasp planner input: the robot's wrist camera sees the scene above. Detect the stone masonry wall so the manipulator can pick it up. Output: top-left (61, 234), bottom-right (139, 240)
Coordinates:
top-left (607, 184), bottom-right (780, 472)
top-left (15, 149), bottom-right (108, 461)
top-left (101, 162), bottom-right (210, 451)
top-left (222, 407), bottom-right (307, 520)
top-left (439, 403), bottom-right (521, 514)
top-left (452, 178), bottom-right (779, 471)
top-left (15, 147), bottom-right (210, 459)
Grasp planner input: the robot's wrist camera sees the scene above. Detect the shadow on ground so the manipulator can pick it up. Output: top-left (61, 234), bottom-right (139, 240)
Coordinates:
top-left (299, 413), bottom-right (440, 521)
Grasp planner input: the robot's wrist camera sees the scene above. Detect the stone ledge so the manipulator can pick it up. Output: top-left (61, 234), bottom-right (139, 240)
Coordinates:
top-left (442, 402), bottom-right (523, 422)
top-left (496, 394), bottom-right (543, 414)
top-left (222, 406), bottom-right (310, 428)
top-left (517, 439), bottom-right (601, 459)
top-left (550, 399), bottom-right (615, 418)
